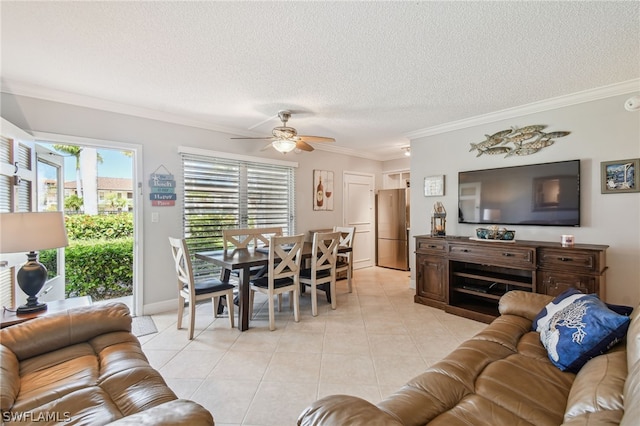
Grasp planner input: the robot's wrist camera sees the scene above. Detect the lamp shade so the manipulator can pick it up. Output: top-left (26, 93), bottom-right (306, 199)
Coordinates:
top-left (0, 212), bottom-right (68, 253)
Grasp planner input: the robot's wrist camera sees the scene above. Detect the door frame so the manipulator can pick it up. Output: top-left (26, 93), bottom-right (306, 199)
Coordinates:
top-left (32, 132), bottom-right (144, 316)
top-left (35, 144), bottom-right (66, 301)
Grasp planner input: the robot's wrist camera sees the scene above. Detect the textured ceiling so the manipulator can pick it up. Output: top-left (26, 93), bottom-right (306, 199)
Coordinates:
top-left (1, 1), bottom-right (639, 159)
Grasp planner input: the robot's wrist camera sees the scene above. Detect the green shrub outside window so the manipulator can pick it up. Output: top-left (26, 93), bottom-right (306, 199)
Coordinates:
top-left (39, 213), bottom-right (133, 301)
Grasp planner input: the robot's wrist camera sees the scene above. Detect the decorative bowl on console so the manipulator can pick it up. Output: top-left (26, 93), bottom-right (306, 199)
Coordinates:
top-left (476, 227), bottom-right (516, 241)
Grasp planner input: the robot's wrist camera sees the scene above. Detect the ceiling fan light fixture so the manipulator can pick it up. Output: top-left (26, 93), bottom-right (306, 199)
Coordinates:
top-left (272, 138), bottom-right (297, 153)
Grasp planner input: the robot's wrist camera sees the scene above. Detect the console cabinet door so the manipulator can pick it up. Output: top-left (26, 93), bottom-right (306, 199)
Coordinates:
top-left (416, 253), bottom-right (447, 302)
top-left (538, 271), bottom-right (597, 297)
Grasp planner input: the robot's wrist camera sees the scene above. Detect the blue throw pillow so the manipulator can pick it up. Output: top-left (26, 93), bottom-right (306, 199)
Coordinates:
top-left (534, 290), bottom-right (631, 373)
top-left (532, 288), bottom-right (584, 332)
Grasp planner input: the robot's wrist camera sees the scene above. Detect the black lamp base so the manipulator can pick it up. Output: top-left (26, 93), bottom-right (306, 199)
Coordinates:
top-left (17, 301), bottom-right (47, 314)
top-left (16, 251), bottom-right (49, 315)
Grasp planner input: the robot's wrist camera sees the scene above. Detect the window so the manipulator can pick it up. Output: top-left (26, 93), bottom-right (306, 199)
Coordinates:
top-left (180, 149), bottom-right (296, 278)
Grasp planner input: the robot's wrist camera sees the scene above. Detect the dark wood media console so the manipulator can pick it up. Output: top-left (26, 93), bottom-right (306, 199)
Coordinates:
top-left (414, 235), bottom-right (608, 323)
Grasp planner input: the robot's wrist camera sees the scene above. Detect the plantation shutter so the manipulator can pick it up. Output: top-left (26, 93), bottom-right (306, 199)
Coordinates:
top-left (181, 152), bottom-right (295, 279)
top-left (0, 119), bottom-right (37, 308)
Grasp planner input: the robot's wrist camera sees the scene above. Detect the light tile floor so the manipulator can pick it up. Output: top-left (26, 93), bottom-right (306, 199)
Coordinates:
top-left (139, 266), bottom-right (486, 426)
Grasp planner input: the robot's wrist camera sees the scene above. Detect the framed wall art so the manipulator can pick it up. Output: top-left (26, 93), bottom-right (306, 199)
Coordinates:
top-left (601, 158), bottom-right (639, 194)
top-left (424, 175), bottom-right (445, 197)
top-left (313, 169), bottom-right (334, 210)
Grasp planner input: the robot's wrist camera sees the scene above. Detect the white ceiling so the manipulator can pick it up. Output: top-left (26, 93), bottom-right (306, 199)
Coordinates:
top-left (1, 1), bottom-right (639, 160)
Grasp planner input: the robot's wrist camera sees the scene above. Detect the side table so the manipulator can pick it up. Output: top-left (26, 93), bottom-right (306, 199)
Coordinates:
top-left (1, 296), bottom-right (93, 328)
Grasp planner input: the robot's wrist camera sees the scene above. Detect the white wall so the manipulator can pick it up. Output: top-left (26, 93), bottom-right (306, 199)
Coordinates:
top-left (409, 93), bottom-right (640, 306)
top-left (1, 93), bottom-right (383, 313)
top-left (4, 91), bottom-right (638, 308)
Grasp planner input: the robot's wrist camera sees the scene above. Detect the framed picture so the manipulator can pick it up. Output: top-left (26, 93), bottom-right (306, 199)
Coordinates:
top-left (313, 170), bottom-right (334, 210)
top-left (424, 175), bottom-right (445, 197)
top-left (601, 158), bottom-right (639, 194)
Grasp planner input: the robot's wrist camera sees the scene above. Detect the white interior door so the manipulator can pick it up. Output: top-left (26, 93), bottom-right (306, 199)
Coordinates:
top-left (343, 172), bottom-right (375, 269)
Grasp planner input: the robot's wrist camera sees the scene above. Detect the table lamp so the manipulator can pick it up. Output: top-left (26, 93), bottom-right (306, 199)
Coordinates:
top-left (0, 212), bottom-right (68, 313)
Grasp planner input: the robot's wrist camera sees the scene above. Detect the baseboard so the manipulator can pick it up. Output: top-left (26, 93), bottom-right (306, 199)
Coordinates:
top-left (142, 299), bottom-right (178, 316)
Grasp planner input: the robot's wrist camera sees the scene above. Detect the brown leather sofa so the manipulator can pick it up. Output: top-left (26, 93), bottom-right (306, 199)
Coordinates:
top-left (299, 291), bottom-right (640, 425)
top-left (0, 302), bottom-right (213, 425)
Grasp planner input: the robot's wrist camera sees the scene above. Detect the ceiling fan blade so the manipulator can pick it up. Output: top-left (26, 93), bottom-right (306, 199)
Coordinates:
top-left (248, 114), bottom-right (278, 130)
top-left (296, 141), bottom-right (315, 152)
top-left (231, 137), bottom-right (274, 140)
top-left (298, 135), bottom-right (335, 143)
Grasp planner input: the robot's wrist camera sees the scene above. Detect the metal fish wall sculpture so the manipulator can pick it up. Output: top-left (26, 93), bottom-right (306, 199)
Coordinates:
top-left (470, 125), bottom-right (570, 158)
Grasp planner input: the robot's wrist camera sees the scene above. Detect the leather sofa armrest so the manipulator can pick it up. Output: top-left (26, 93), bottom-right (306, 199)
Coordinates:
top-left (297, 395), bottom-right (403, 426)
top-left (106, 399), bottom-right (214, 425)
top-left (0, 345), bottom-right (20, 411)
top-left (0, 302), bottom-right (131, 361)
top-left (499, 290), bottom-right (554, 322)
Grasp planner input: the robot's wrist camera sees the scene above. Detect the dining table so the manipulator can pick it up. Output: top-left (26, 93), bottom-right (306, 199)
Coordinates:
top-left (195, 242), bottom-right (352, 331)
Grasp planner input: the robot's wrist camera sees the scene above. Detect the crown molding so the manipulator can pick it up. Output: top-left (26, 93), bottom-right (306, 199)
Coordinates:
top-left (404, 78), bottom-right (640, 140)
top-left (310, 140), bottom-right (388, 161)
top-left (5, 78), bottom-right (636, 162)
top-left (0, 78), bottom-right (260, 138)
top-left (1, 78), bottom-right (380, 160)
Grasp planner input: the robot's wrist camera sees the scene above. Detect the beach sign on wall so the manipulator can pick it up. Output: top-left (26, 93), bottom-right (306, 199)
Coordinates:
top-left (149, 165), bottom-right (176, 206)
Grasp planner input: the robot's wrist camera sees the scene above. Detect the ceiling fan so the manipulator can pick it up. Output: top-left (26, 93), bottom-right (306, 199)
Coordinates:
top-left (231, 110), bottom-right (335, 153)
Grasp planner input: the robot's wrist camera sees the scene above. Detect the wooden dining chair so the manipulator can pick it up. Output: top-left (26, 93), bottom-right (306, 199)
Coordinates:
top-left (249, 234), bottom-right (304, 331)
top-left (300, 231), bottom-right (341, 316)
top-left (220, 227), bottom-right (283, 281)
top-left (221, 227), bottom-right (283, 250)
top-left (168, 237), bottom-right (235, 339)
top-left (333, 226), bottom-right (356, 293)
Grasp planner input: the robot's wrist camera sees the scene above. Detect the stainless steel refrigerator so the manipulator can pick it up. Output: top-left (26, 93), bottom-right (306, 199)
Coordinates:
top-left (376, 188), bottom-right (410, 270)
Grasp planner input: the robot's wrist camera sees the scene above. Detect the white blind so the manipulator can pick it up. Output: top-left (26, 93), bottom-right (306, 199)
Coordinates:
top-left (181, 153), bottom-right (296, 278)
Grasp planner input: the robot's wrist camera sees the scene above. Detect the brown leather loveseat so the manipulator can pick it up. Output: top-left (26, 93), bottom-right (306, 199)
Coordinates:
top-left (0, 302), bottom-right (213, 425)
top-left (299, 291), bottom-right (640, 425)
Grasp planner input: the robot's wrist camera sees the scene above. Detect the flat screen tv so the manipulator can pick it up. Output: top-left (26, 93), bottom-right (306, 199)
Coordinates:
top-left (458, 160), bottom-right (580, 227)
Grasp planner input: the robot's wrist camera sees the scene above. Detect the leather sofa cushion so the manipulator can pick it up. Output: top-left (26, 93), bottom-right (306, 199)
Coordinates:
top-left (298, 293), bottom-right (637, 426)
top-left (620, 306), bottom-right (640, 426)
top-left (499, 290), bottom-right (554, 321)
top-left (107, 399), bottom-right (219, 425)
top-left (563, 346), bottom-right (626, 423)
top-left (626, 305), bottom-right (640, 370)
top-left (15, 344), bottom-right (99, 412)
top-left (620, 358), bottom-right (640, 426)
top-left (375, 313), bottom-right (574, 426)
top-left (0, 345), bottom-right (19, 411)
top-left (0, 303), bottom-right (213, 425)
top-left (298, 395), bottom-right (402, 426)
top-left (1, 304), bottom-right (131, 361)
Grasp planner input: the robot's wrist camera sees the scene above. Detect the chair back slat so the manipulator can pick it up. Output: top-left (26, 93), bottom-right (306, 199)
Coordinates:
top-left (168, 237), bottom-right (195, 296)
top-left (270, 234), bottom-right (304, 280)
top-left (333, 226), bottom-right (356, 249)
top-left (312, 231), bottom-right (340, 274)
top-left (223, 227), bottom-right (283, 249)
top-left (169, 236), bottom-right (235, 338)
